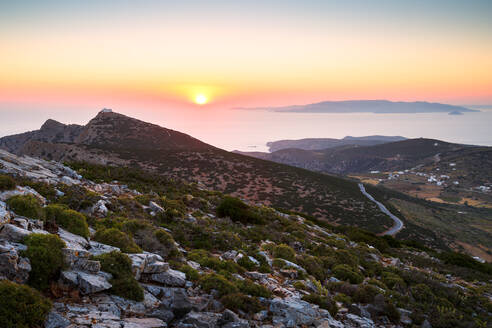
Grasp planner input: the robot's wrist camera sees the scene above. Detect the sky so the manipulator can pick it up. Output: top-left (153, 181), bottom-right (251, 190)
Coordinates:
top-left (0, 0), bottom-right (491, 130)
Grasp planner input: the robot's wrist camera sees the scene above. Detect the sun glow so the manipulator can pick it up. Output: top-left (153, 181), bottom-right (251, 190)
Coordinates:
top-left (195, 94), bottom-right (208, 105)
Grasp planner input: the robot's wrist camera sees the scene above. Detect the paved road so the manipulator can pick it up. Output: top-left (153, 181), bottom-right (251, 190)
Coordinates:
top-left (358, 183), bottom-right (404, 236)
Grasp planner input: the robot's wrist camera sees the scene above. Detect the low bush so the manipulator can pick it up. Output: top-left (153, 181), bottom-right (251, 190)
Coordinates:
top-left (220, 293), bottom-right (264, 314)
top-left (179, 265), bottom-right (200, 282)
top-left (44, 204), bottom-right (89, 237)
top-left (439, 251), bottom-right (492, 275)
top-left (237, 255), bottom-right (258, 271)
top-left (6, 195), bottom-right (45, 220)
top-left (199, 273), bottom-right (239, 297)
top-left (333, 293), bottom-right (352, 305)
top-left (188, 249), bottom-right (243, 274)
top-left (302, 294), bottom-right (338, 316)
top-left (94, 228), bottom-right (142, 253)
top-left (353, 284), bottom-right (381, 303)
top-left (237, 279), bottom-right (272, 298)
top-left (21, 233), bottom-right (66, 290)
top-left (93, 251), bottom-right (144, 301)
top-left (411, 283), bottom-right (435, 303)
top-left (0, 280), bottom-right (52, 328)
top-left (381, 271), bottom-right (406, 290)
top-left (272, 244), bottom-right (296, 262)
top-left (57, 184), bottom-right (99, 211)
top-left (0, 174), bottom-right (16, 191)
top-left (216, 197), bottom-right (264, 224)
top-left (332, 264), bottom-right (363, 284)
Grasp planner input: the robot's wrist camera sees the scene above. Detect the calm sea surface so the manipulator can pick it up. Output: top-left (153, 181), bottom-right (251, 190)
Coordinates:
top-left (1, 106), bottom-right (491, 153)
top-left (182, 109), bottom-right (492, 152)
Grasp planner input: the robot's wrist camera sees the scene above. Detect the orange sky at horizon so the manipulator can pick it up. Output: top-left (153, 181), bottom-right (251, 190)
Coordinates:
top-left (1, 1), bottom-right (491, 110)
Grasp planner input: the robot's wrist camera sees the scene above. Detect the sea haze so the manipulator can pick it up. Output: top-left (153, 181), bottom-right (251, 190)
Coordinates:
top-left (193, 109), bottom-right (492, 152)
top-left (0, 106), bottom-right (491, 153)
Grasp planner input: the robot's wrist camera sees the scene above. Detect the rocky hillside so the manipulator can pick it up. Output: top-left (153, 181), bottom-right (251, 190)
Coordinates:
top-left (265, 136), bottom-right (407, 152)
top-left (0, 110), bottom-right (397, 234)
top-left (237, 139), bottom-right (478, 175)
top-left (0, 149), bottom-right (491, 328)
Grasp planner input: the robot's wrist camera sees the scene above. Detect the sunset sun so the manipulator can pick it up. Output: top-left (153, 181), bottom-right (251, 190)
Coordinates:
top-left (195, 94), bottom-right (208, 105)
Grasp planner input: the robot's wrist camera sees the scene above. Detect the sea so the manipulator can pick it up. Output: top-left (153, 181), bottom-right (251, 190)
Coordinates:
top-left (1, 105), bottom-right (491, 153)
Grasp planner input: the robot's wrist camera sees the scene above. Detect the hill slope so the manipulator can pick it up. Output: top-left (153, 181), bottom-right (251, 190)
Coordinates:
top-left (0, 110), bottom-right (395, 233)
top-left (266, 136), bottom-right (407, 152)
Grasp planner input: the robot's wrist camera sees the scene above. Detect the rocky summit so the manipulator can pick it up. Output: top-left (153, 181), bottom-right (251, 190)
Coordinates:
top-left (0, 144), bottom-right (491, 328)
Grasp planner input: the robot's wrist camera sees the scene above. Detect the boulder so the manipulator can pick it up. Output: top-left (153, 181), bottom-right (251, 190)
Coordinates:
top-left (0, 241), bottom-right (31, 283)
top-left (344, 314), bottom-right (375, 328)
top-left (0, 186), bottom-right (46, 204)
top-left (61, 270), bottom-right (112, 295)
top-left (123, 317), bottom-right (167, 328)
top-left (151, 306), bottom-right (175, 323)
top-left (63, 248), bottom-right (101, 273)
top-left (90, 200), bottom-right (109, 217)
top-left (151, 269), bottom-right (187, 287)
top-left (0, 201), bottom-right (11, 224)
top-left (270, 298), bottom-right (321, 327)
top-left (146, 286), bottom-right (192, 317)
top-left (129, 253), bottom-right (167, 280)
top-left (89, 240), bottom-right (121, 256)
top-left (58, 228), bottom-right (89, 250)
top-left (44, 311), bottom-right (71, 328)
top-left (11, 217), bottom-right (28, 230)
top-left (149, 201), bottom-right (165, 213)
top-left (0, 223), bottom-right (32, 242)
top-left (180, 311), bottom-right (220, 328)
top-left (78, 271), bottom-right (113, 294)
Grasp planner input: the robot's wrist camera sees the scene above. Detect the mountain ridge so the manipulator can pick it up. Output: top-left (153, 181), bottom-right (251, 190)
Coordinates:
top-left (0, 109), bottom-right (396, 233)
top-left (237, 100), bottom-right (479, 114)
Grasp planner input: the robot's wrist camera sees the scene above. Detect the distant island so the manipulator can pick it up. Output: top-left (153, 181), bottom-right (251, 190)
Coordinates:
top-left (265, 135), bottom-right (407, 152)
top-left (235, 100), bottom-right (479, 114)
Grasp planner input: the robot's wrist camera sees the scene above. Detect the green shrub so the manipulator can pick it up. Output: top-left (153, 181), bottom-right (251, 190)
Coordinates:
top-left (0, 175), bottom-right (16, 191)
top-left (334, 293), bottom-right (352, 305)
top-left (411, 283), bottom-right (435, 303)
top-left (44, 204), bottom-right (89, 237)
top-left (382, 271), bottom-right (406, 290)
top-left (237, 279), bottom-right (272, 298)
top-left (216, 197), bottom-right (264, 224)
top-left (93, 251), bottom-right (144, 301)
top-left (0, 280), bottom-right (52, 328)
top-left (334, 249), bottom-right (359, 269)
top-left (273, 244), bottom-right (296, 262)
top-left (57, 184), bottom-right (99, 211)
top-left (6, 195), bottom-right (45, 220)
top-left (385, 300), bottom-right (401, 324)
top-left (332, 264), bottom-right (363, 284)
top-left (94, 228), bottom-right (142, 253)
top-left (297, 256), bottom-right (325, 281)
top-left (220, 293), bottom-right (264, 314)
top-left (179, 265), bottom-right (200, 282)
top-left (188, 249), bottom-right (243, 274)
top-left (21, 233), bottom-right (66, 290)
top-left (199, 273), bottom-right (239, 297)
top-left (353, 284), bottom-right (381, 303)
top-left (237, 255), bottom-right (258, 271)
top-left (302, 294), bottom-right (338, 316)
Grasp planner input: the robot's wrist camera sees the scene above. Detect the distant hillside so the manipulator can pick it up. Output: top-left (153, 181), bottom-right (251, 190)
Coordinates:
top-left (238, 138), bottom-right (480, 174)
top-left (238, 100), bottom-right (479, 114)
top-left (0, 109), bottom-right (396, 233)
top-left (266, 135), bottom-right (407, 152)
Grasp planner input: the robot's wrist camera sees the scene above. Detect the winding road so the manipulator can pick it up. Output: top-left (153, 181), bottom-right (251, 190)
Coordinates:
top-left (358, 183), bottom-right (404, 236)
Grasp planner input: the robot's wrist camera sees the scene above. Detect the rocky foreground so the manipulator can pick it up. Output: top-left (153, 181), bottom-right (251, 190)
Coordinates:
top-left (0, 149), bottom-right (491, 328)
